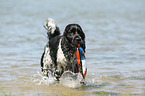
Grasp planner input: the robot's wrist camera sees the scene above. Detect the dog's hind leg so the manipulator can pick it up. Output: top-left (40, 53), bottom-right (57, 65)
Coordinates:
top-left (40, 51), bottom-right (45, 72)
top-left (41, 46), bottom-right (54, 76)
top-left (53, 63), bottom-right (65, 81)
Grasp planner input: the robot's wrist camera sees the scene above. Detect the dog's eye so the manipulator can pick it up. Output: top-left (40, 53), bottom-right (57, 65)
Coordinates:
top-left (71, 28), bottom-right (76, 33)
top-left (77, 30), bottom-right (80, 34)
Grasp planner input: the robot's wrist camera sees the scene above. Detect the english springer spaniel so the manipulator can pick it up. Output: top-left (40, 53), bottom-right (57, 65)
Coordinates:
top-left (40, 18), bottom-right (86, 80)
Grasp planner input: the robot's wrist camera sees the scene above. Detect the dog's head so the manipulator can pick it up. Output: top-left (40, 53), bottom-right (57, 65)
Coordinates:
top-left (63, 24), bottom-right (85, 50)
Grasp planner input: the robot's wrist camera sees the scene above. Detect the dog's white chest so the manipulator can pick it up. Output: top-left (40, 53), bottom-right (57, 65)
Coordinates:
top-left (57, 39), bottom-right (67, 65)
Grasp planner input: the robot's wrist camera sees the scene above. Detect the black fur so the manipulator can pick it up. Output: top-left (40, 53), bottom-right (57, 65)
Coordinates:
top-left (47, 27), bottom-right (60, 40)
top-left (49, 36), bottom-right (61, 68)
top-left (63, 24), bottom-right (85, 52)
top-left (41, 23), bottom-right (86, 79)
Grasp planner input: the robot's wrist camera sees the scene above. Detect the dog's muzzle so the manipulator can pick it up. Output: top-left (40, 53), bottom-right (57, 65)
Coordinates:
top-left (74, 36), bottom-right (84, 46)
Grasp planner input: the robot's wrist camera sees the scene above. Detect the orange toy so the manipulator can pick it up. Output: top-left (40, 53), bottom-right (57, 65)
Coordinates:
top-left (77, 44), bottom-right (87, 83)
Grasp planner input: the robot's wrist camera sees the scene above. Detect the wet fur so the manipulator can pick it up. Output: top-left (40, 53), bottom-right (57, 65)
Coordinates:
top-left (41, 23), bottom-right (85, 79)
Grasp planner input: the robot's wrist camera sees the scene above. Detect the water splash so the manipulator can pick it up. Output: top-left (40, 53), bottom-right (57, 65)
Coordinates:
top-left (31, 71), bottom-right (56, 85)
top-left (59, 71), bottom-right (83, 88)
top-left (30, 71), bottom-right (92, 88)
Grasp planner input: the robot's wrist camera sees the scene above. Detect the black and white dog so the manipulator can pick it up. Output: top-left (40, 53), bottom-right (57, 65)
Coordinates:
top-left (40, 18), bottom-right (86, 80)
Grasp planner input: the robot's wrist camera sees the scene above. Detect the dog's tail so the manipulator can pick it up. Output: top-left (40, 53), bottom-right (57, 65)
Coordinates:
top-left (43, 18), bottom-right (60, 40)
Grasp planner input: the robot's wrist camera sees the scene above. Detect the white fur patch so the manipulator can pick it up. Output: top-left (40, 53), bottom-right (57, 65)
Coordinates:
top-left (57, 38), bottom-right (67, 66)
top-left (43, 46), bottom-right (52, 69)
top-left (45, 18), bottom-right (56, 34)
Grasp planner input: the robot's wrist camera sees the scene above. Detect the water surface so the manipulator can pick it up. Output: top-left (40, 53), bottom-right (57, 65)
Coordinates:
top-left (0, 0), bottom-right (145, 95)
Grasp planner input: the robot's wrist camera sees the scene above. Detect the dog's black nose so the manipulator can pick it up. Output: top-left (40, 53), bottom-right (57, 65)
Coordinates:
top-left (75, 38), bottom-right (84, 46)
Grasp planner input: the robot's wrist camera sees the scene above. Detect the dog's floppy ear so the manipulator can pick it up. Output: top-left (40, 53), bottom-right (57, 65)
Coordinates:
top-left (77, 24), bottom-right (85, 41)
top-left (63, 24), bottom-right (71, 37)
top-left (76, 24), bottom-right (86, 52)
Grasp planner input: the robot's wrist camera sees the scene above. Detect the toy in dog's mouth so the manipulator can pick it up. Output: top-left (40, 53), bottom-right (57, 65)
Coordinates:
top-left (77, 44), bottom-right (87, 84)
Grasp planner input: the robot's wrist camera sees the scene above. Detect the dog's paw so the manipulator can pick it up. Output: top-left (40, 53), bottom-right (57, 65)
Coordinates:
top-left (53, 70), bottom-right (61, 81)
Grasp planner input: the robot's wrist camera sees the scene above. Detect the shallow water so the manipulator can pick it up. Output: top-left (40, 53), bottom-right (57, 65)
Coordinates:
top-left (0, 0), bottom-right (145, 95)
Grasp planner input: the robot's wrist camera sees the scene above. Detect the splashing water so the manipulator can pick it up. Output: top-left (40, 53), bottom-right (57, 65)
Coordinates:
top-left (31, 71), bottom-right (56, 85)
top-left (60, 71), bottom-right (83, 88)
top-left (30, 71), bottom-right (87, 88)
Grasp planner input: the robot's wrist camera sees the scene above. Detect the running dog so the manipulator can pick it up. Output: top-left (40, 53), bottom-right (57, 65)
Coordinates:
top-left (40, 18), bottom-right (86, 80)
